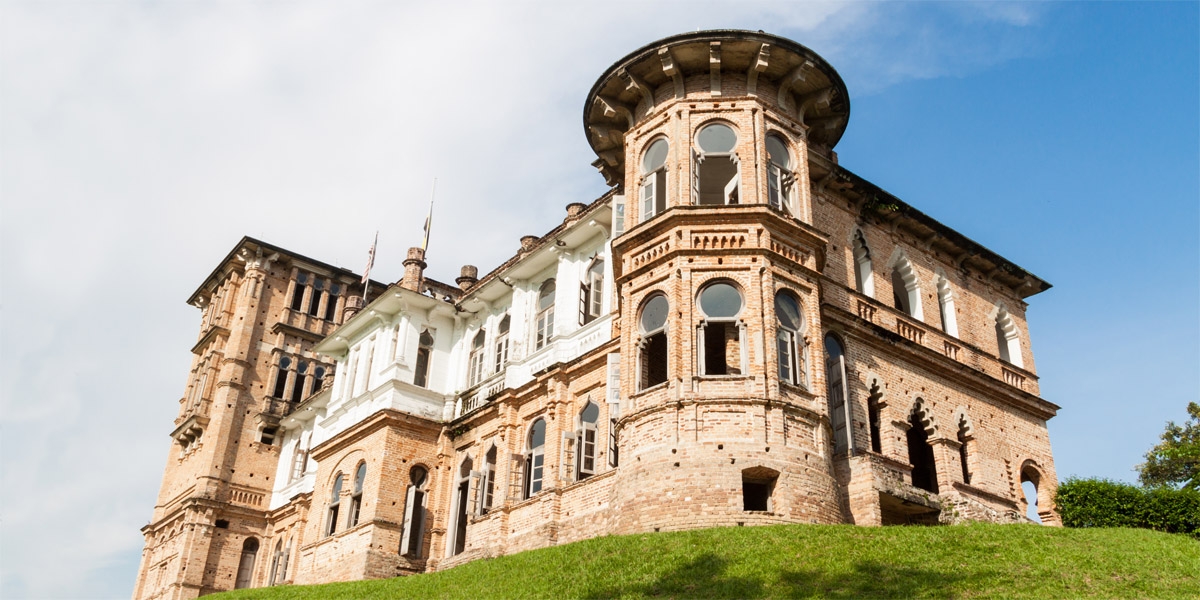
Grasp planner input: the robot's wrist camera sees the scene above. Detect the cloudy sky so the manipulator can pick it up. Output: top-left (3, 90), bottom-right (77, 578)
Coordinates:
top-left (1, 1), bottom-right (1196, 597)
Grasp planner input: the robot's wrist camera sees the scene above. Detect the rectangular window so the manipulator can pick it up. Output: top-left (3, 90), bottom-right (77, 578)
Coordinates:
top-left (468, 347), bottom-right (485, 387)
top-left (613, 196), bottom-right (625, 236)
top-left (578, 425), bottom-right (597, 478)
top-left (307, 280), bottom-right (324, 316)
top-left (524, 451), bottom-right (544, 498)
top-left (535, 307), bottom-right (554, 350)
top-left (413, 348), bottom-right (431, 388)
top-left (290, 273), bottom-right (308, 311)
top-left (493, 333), bottom-right (509, 372)
top-left (400, 486), bottom-right (425, 557)
top-left (701, 323), bottom-right (742, 375)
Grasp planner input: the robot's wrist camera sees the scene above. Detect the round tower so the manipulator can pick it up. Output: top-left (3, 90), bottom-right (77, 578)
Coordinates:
top-left (586, 30), bottom-right (852, 532)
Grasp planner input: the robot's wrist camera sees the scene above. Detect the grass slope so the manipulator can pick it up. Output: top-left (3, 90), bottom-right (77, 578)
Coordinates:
top-left (216, 523), bottom-right (1200, 599)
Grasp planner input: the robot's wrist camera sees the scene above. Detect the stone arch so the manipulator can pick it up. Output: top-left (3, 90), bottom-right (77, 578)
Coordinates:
top-left (887, 247), bottom-right (923, 319)
top-left (907, 397), bottom-right (939, 493)
top-left (989, 302), bottom-right (1024, 368)
top-left (1019, 459), bottom-right (1048, 523)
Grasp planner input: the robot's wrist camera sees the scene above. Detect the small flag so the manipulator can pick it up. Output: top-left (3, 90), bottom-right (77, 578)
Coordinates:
top-left (422, 179), bottom-right (437, 252)
top-left (361, 231), bottom-right (377, 285)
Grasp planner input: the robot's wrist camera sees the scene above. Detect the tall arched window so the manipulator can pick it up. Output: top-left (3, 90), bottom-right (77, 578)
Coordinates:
top-left (957, 413), bottom-right (974, 485)
top-left (1021, 465), bottom-right (1043, 523)
top-left (290, 361), bottom-right (308, 403)
top-left (581, 258), bottom-right (605, 325)
top-left (290, 272), bottom-right (308, 311)
top-left (268, 538), bottom-right (289, 585)
top-left (272, 357), bottom-right (291, 399)
top-left (309, 365), bottom-right (326, 396)
top-left (413, 329), bottom-right (434, 387)
top-left (824, 335), bottom-right (850, 454)
top-left (325, 473), bottom-right (344, 536)
top-left (234, 537), bottom-right (259, 589)
top-left (479, 446), bottom-right (497, 515)
top-left (493, 315), bottom-right (510, 371)
top-left (852, 231), bottom-right (874, 298)
top-left (766, 134), bottom-right (793, 212)
top-left (638, 294), bottom-right (669, 390)
top-left (524, 419), bottom-right (547, 499)
top-left (577, 402), bottom-right (600, 480)
top-left (936, 275), bottom-right (959, 337)
top-left (400, 466), bottom-right (428, 557)
top-left (890, 253), bottom-right (923, 319)
top-left (995, 306), bottom-right (1023, 368)
top-left (698, 282), bottom-right (744, 375)
top-left (694, 123), bottom-right (740, 205)
top-left (867, 380), bottom-right (883, 453)
top-left (908, 400), bottom-right (938, 493)
top-left (324, 284), bottom-right (341, 321)
top-left (348, 462), bottom-right (366, 528)
top-left (467, 329), bottom-right (487, 386)
top-left (535, 280), bottom-right (556, 350)
top-left (307, 279), bottom-right (324, 316)
top-left (641, 138), bottom-right (669, 222)
top-left (289, 439), bottom-right (307, 483)
top-left (775, 290), bottom-right (807, 388)
top-left (451, 456), bottom-right (473, 556)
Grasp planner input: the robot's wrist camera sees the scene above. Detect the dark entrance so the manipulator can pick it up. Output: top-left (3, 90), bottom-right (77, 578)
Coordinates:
top-left (907, 414), bottom-right (939, 493)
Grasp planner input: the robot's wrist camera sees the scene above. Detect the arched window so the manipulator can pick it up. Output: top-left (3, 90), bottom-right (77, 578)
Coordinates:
top-left (1021, 465), bottom-right (1043, 523)
top-left (867, 379), bottom-right (884, 453)
top-left (468, 329), bottom-right (487, 386)
top-left (698, 282), bottom-right (744, 375)
top-left (234, 537), bottom-right (259, 589)
top-left (493, 315), bottom-right (510, 372)
top-left (824, 335), bottom-right (850, 454)
top-left (694, 123), bottom-right (740, 205)
top-left (272, 357), bottom-right (291, 399)
top-left (414, 329), bottom-right (434, 387)
top-left (581, 258), bottom-right (605, 325)
top-left (995, 306), bottom-right (1023, 368)
top-left (307, 279), bottom-right (324, 317)
top-left (400, 466), bottom-right (429, 557)
top-left (290, 272), bottom-right (308, 311)
top-left (268, 538), bottom-right (289, 585)
top-left (324, 284), bottom-right (341, 322)
top-left (577, 402), bottom-right (600, 480)
top-left (638, 294), bottom-right (669, 390)
top-left (289, 439), bottom-right (307, 483)
top-left (766, 134), bottom-right (793, 212)
top-left (524, 419), bottom-right (547, 499)
top-left (290, 361), bottom-right (308, 403)
top-left (326, 473), bottom-right (343, 536)
top-left (479, 446), bottom-right (497, 515)
top-left (907, 400), bottom-right (938, 493)
top-left (451, 457), bottom-right (473, 556)
top-left (957, 413), bottom-right (974, 485)
top-left (890, 253), bottom-right (923, 319)
top-left (348, 462), bottom-right (366, 528)
top-left (309, 365), bottom-right (326, 396)
top-left (775, 290), bottom-right (807, 388)
top-left (936, 274), bottom-right (958, 337)
top-left (852, 231), bottom-right (874, 298)
top-left (535, 280), bottom-right (556, 350)
top-left (640, 138), bottom-right (669, 222)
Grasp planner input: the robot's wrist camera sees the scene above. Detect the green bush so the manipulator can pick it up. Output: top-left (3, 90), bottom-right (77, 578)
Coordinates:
top-left (1056, 477), bottom-right (1200, 536)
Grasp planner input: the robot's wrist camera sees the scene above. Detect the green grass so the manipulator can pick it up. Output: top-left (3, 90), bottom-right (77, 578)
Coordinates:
top-left (216, 523), bottom-right (1200, 599)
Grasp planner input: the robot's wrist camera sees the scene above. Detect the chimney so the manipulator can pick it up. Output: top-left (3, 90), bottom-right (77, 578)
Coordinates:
top-left (520, 235), bottom-right (539, 253)
top-left (401, 247), bottom-right (427, 292)
top-left (456, 265), bottom-right (479, 291)
top-left (565, 202), bottom-right (588, 222)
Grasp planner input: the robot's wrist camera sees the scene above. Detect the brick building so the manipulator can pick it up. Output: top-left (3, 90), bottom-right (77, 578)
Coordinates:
top-left (133, 30), bottom-right (1060, 598)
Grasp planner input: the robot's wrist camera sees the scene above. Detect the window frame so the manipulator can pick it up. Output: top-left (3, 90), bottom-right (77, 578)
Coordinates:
top-left (326, 473), bottom-right (344, 537)
top-left (774, 290), bottom-right (808, 389)
top-left (640, 137), bottom-right (670, 222)
top-left (523, 418), bottom-right (547, 499)
top-left (348, 462), bottom-right (366, 528)
top-left (493, 315), bottom-right (510, 372)
top-left (535, 280), bottom-right (556, 351)
top-left (467, 328), bottom-right (487, 387)
top-left (765, 133), bottom-right (795, 213)
top-left (637, 293), bottom-right (670, 391)
top-left (697, 281), bottom-right (747, 376)
top-left (576, 402), bottom-right (600, 480)
top-left (693, 122), bottom-right (741, 206)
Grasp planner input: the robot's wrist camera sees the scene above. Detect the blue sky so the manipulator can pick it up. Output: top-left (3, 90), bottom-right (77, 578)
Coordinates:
top-left (1, 2), bottom-right (1196, 597)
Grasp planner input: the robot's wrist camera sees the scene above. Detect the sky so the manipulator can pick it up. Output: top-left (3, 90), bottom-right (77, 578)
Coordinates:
top-left (1, 1), bottom-right (1196, 597)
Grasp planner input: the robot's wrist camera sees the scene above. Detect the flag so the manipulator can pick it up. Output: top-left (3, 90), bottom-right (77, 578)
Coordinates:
top-left (361, 232), bottom-right (377, 285)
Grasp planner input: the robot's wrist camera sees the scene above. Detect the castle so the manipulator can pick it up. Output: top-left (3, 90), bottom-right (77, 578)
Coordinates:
top-left (133, 30), bottom-right (1060, 598)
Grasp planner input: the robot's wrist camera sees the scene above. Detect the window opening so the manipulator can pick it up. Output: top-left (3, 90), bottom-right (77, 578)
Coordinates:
top-left (937, 276), bottom-right (958, 337)
top-left (741, 467), bottom-right (778, 511)
top-left (290, 273), bottom-right (308, 311)
top-left (638, 294), bottom-right (669, 389)
top-left (524, 419), bottom-right (546, 498)
top-left (326, 473), bottom-right (344, 536)
top-left (698, 282), bottom-right (743, 375)
top-left (468, 329), bottom-right (487, 387)
top-left (234, 537), bottom-right (259, 589)
top-left (480, 446), bottom-right (497, 515)
top-left (268, 539), bottom-right (287, 585)
top-left (890, 255), bottom-right (922, 319)
top-left (694, 123), bottom-right (740, 205)
top-left (452, 457), bottom-right (472, 556)
top-left (577, 402), bottom-right (600, 480)
top-left (289, 440), bottom-right (307, 483)
top-left (958, 415), bottom-right (973, 485)
top-left (493, 315), bottom-right (510, 372)
top-left (995, 307), bottom-right (1023, 367)
top-left (640, 138), bottom-right (669, 221)
top-left (324, 284), bottom-right (340, 321)
top-left (581, 259), bottom-right (605, 325)
top-left (535, 280), bottom-right (556, 350)
top-left (852, 231), bottom-right (874, 298)
top-left (290, 362), bottom-right (308, 403)
top-left (608, 418), bottom-right (620, 467)
top-left (868, 382), bottom-right (883, 453)
top-left (349, 462), bottom-right (366, 528)
top-left (400, 466), bottom-right (428, 557)
top-left (310, 366), bottom-right (326, 396)
top-left (824, 335), bottom-right (850, 454)
top-left (272, 357), bottom-right (291, 399)
top-left (775, 291), bottom-right (807, 388)
top-left (259, 427), bottom-right (278, 445)
top-left (907, 405), bottom-right (938, 493)
top-left (1021, 467), bottom-right (1042, 523)
top-left (414, 329), bottom-right (434, 388)
top-left (307, 279), bottom-right (324, 317)
top-left (766, 134), bottom-right (793, 212)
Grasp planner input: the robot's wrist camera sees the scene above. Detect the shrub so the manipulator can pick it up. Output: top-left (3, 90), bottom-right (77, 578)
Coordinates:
top-left (1055, 477), bottom-right (1200, 536)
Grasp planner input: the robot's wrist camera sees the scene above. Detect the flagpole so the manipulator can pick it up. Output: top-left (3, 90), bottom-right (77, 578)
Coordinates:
top-left (420, 179), bottom-right (437, 296)
top-left (361, 231), bottom-right (378, 304)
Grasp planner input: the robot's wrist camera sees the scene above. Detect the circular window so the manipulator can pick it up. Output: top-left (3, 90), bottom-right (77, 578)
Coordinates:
top-left (642, 139), bottom-right (669, 173)
top-left (767, 135), bottom-right (790, 169)
top-left (775, 292), bottom-right (801, 330)
top-left (699, 282), bottom-right (743, 318)
top-left (697, 123), bottom-right (737, 153)
top-left (640, 295), bottom-right (669, 332)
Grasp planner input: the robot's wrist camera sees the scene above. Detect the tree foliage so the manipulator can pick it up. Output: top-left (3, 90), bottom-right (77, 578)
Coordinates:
top-left (1138, 402), bottom-right (1200, 490)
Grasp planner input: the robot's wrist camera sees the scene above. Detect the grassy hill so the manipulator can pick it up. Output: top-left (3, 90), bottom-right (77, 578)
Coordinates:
top-left (215, 523), bottom-right (1200, 599)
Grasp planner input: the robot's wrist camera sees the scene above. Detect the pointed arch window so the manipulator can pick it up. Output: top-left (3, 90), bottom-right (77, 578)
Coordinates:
top-left (451, 457), bottom-right (473, 556)
top-left (535, 280), bottom-right (556, 350)
top-left (694, 123), bottom-right (740, 205)
top-left (493, 315), bottom-right (510, 372)
top-left (348, 462), bottom-right (366, 528)
top-left (325, 473), bottom-right (344, 536)
top-left (890, 254), bottom-right (923, 319)
top-left (268, 538), bottom-right (289, 586)
top-left (290, 361), bottom-right (308, 404)
top-left (400, 466), bottom-right (428, 557)
top-left (479, 446), bottom-right (497, 515)
top-left (852, 231), bottom-right (875, 298)
top-left (908, 402), bottom-right (939, 493)
top-left (524, 419), bottom-right (547, 498)
top-left (468, 329), bottom-right (487, 386)
top-left (581, 258), bottom-right (605, 325)
top-left (824, 335), bottom-right (851, 454)
top-left (775, 290), bottom-right (807, 388)
top-left (638, 294), bottom-right (669, 390)
top-left (234, 537), bottom-right (259, 589)
top-left (995, 307), bottom-right (1023, 368)
top-left (936, 275), bottom-right (959, 337)
top-left (271, 357), bottom-right (291, 399)
top-left (957, 414), bottom-right (974, 484)
top-left (577, 402), bottom-right (600, 480)
top-left (698, 282), bottom-right (744, 376)
top-left (640, 138), bottom-right (669, 222)
top-left (414, 329), bottom-right (434, 387)
top-left (766, 134), bottom-right (794, 212)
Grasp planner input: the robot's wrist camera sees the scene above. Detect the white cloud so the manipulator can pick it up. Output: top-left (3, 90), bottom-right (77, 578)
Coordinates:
top-left (0, 1), bottom-right (1044, 596)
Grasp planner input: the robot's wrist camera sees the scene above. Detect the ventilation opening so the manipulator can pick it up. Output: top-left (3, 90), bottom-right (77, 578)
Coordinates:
top-left (259, 427), bottom-right (278, 445)
top-left (741, 467), bottom-right (779, 512)
top-left (215, 519), bottom-right (229, 529)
